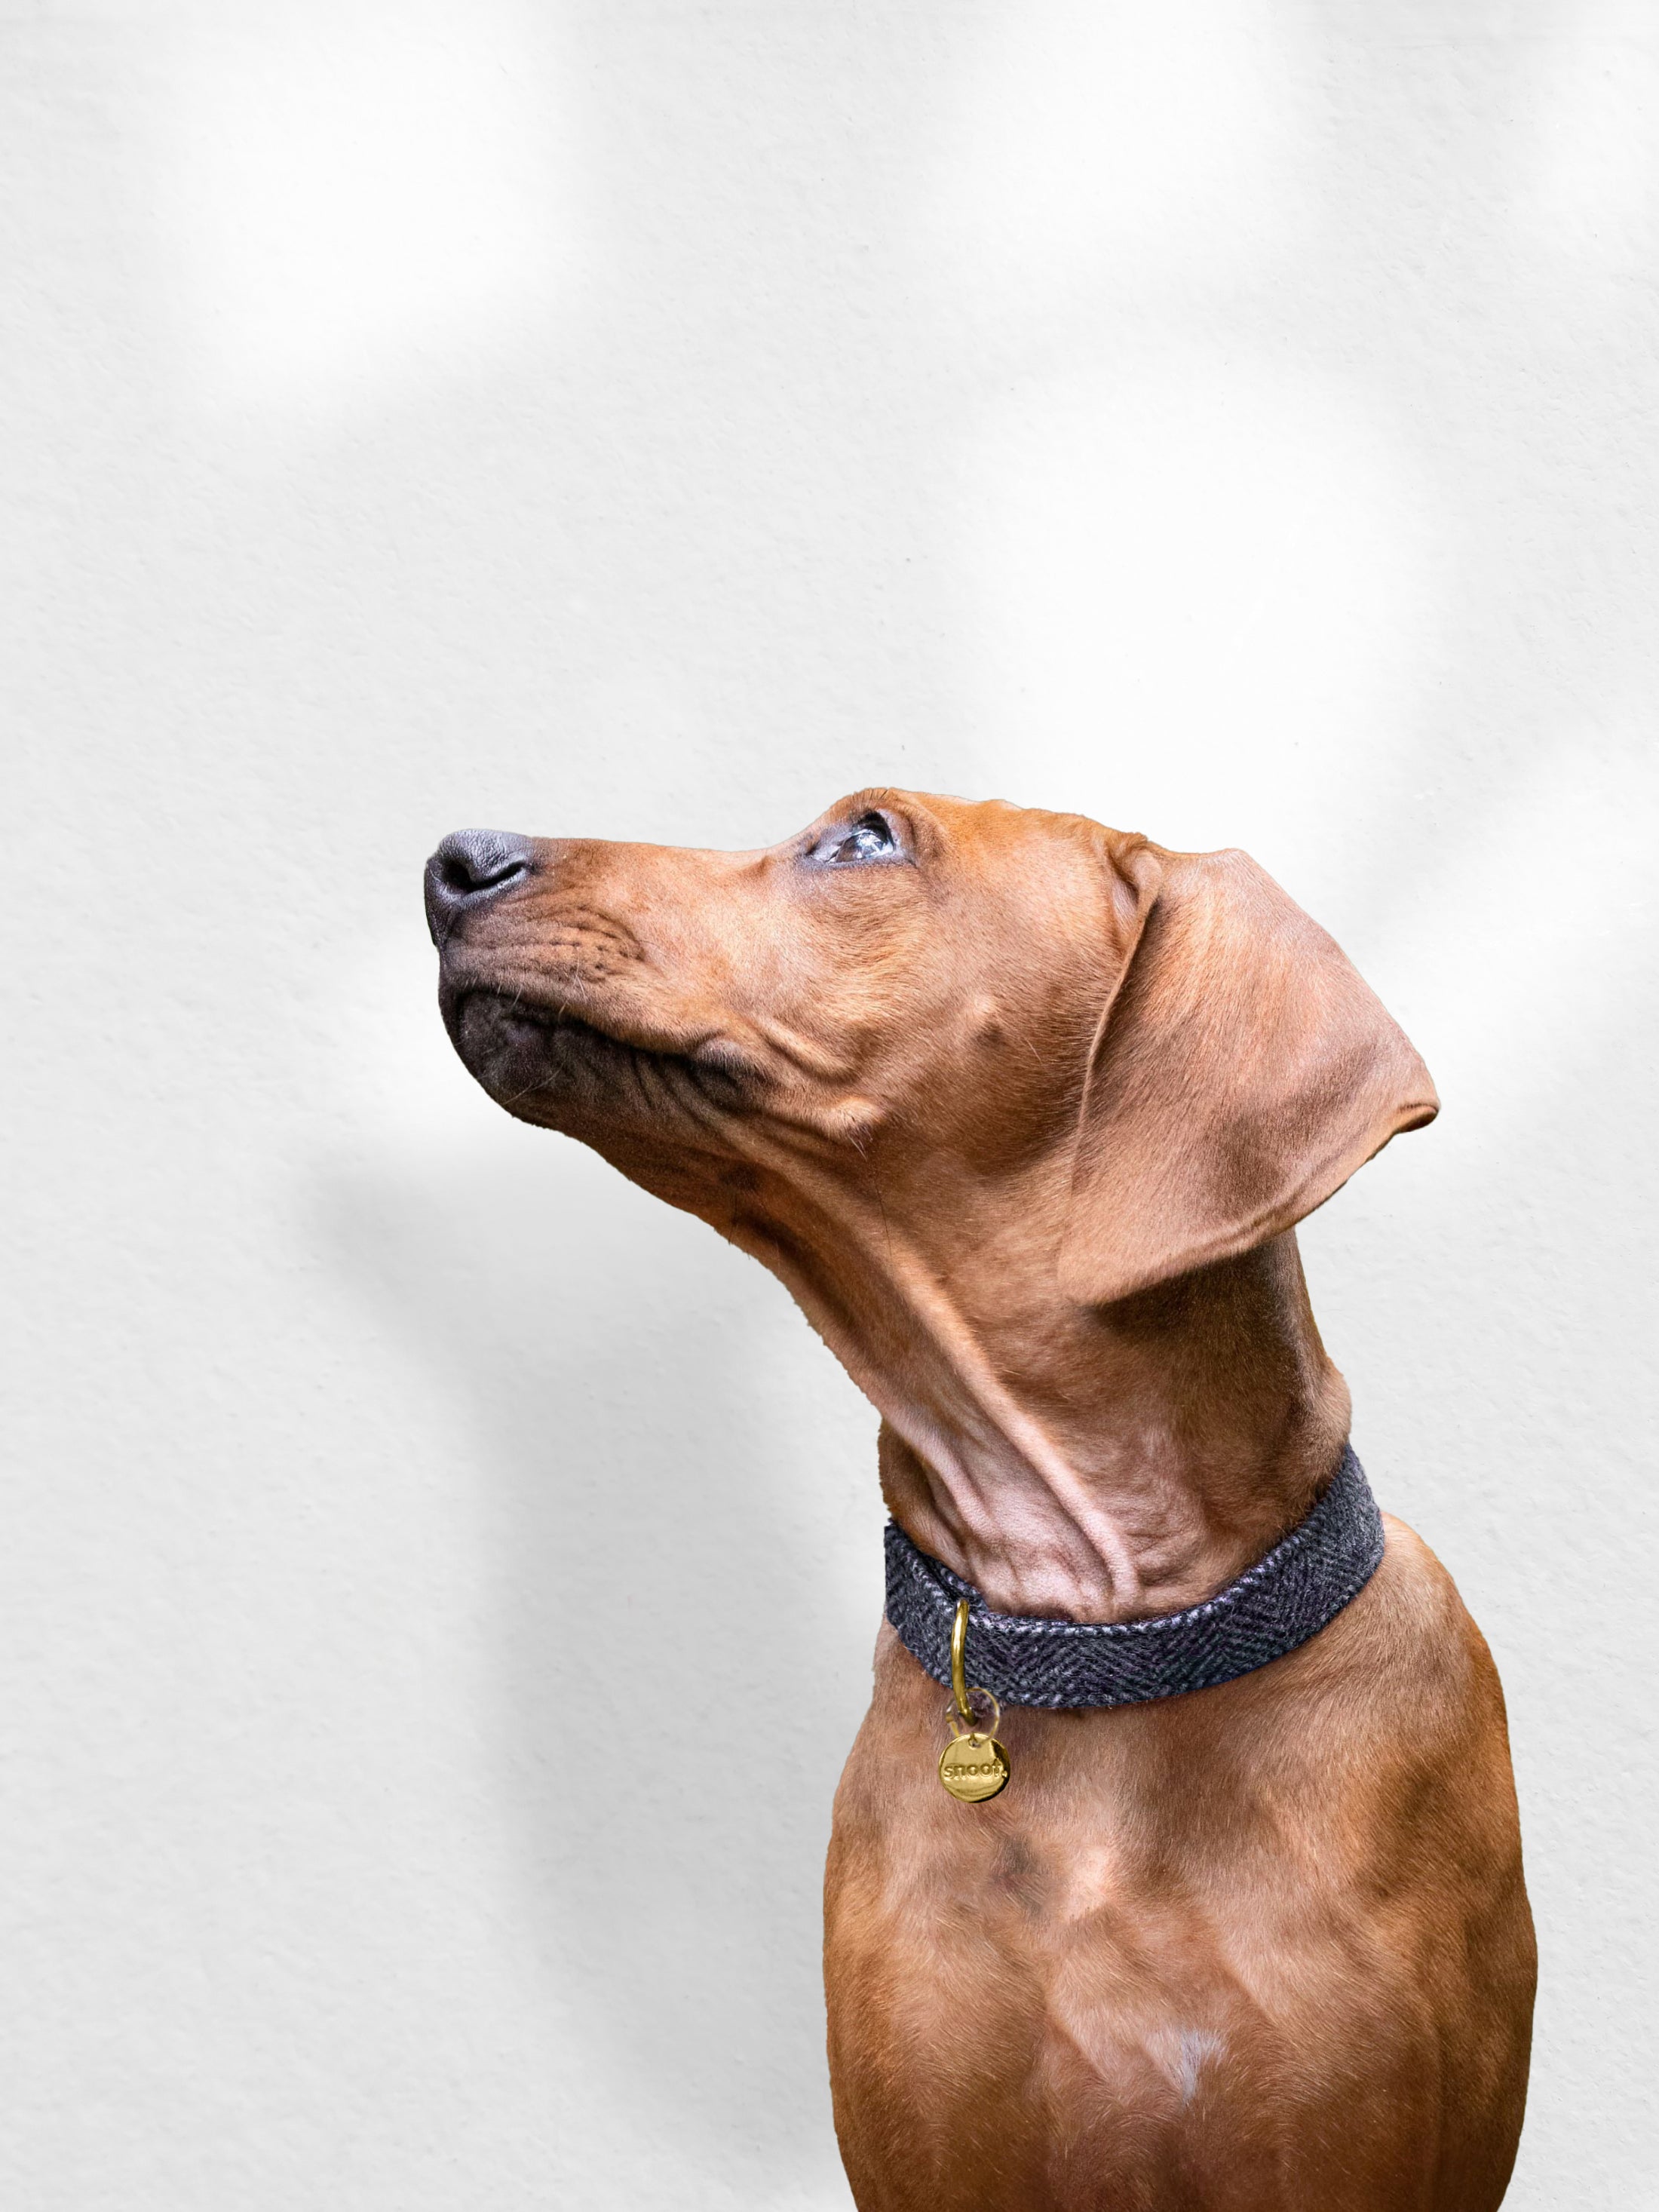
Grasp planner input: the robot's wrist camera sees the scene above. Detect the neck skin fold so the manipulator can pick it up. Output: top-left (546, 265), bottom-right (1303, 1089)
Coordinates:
top-left (731, 1176), bottom-right (1349, 1623)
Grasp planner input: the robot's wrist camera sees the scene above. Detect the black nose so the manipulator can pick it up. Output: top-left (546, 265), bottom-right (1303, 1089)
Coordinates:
top-left (425, 828), bottom-right (535, 940)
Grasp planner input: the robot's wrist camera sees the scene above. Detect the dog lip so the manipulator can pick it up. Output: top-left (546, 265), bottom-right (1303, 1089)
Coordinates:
top-left (449, 986), bottom-right (765, 1106)
top-left (446, 979), bottom-right (699, 1063)
top-left (453, 984), bottom-right (612, 1045)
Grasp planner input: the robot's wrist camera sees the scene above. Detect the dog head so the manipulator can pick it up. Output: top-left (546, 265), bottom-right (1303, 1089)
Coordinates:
top-left (426, 789), bottom-right (1435, 1307)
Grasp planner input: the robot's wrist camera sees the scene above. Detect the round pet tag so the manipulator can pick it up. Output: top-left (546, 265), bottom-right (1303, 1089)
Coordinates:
top-left (938, 1731), bottom-right (1010, 1803)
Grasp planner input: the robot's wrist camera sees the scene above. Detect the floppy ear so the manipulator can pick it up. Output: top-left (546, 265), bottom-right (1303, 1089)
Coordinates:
top-left (1059, 844), bottom-right (1438, 1305)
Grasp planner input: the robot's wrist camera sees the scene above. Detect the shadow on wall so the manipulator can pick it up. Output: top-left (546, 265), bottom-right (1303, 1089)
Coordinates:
top-left (316, 1133), bottom-right (872, 2187)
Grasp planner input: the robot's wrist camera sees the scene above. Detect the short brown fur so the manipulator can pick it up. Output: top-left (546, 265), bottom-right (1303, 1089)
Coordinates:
top-left (429, 790), bottom-right (1534, 2210)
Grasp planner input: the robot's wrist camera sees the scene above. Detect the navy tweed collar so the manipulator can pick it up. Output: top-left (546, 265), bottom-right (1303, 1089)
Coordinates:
top-left (883, 1444), bottom-right (1384, 1710)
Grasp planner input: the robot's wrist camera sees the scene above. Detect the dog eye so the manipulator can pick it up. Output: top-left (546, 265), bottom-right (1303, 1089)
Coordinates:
top-left (824, 811), bottom-right (898, 865)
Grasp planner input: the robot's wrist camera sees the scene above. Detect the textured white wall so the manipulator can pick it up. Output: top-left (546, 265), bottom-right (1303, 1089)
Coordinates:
top-left (5, 3), bottom-right (1655, 2204)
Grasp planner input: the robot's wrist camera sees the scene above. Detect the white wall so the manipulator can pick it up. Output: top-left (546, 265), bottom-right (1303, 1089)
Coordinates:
top-left (5, 3), bottom-right (1655, 2204)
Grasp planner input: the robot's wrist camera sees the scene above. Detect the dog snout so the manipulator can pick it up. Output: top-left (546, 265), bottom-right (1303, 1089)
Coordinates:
top-left (425, 829), bottom-right (535, 941)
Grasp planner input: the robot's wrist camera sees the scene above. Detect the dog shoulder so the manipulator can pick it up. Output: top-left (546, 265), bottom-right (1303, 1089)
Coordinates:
top-left (1371, 1510), bottom-right (1498, 1662)
top-left (1300, 1510), bottom-right (1516, 1766)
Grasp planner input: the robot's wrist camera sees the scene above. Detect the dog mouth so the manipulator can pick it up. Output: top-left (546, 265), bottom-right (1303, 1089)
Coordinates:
top-left (443, 983), bottom-right (753, 1127)
top-left (465, 990), bottom-right (609, 1053)
top-left (448, 985), bottom-right (632, 1097)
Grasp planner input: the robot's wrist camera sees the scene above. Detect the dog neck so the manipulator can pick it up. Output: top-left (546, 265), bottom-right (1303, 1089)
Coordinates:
top-left (737, 1183), bottom-right (1349, 1624)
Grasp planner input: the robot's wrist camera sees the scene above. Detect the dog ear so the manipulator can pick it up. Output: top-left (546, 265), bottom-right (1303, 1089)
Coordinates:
top-left (1059, 842), bottom-right (1438, 1305)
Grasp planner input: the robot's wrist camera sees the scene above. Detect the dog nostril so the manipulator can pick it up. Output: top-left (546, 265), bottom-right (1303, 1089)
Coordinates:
top-left (428, 828), bottom-right (533, 896)
top-left (425, 828), bottom-right (535, 939)
top-left (441, 849), bottom-right (506, 894)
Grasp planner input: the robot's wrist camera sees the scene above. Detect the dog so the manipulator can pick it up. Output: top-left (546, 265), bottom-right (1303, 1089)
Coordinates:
top-left (425, 790), bottom-right (1535, 2210)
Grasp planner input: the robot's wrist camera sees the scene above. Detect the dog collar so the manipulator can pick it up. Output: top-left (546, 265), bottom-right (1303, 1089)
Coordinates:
top-left (884, 1444), bottom-right (1384, 1710)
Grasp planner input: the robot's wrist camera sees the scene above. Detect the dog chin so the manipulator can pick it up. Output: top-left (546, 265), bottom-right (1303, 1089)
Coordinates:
top-left (446, 989), bottom-right (618, 1124)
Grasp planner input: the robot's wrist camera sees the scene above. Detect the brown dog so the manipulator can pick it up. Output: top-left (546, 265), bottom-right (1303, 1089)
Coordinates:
top-left (425, 790), bottom-right (1534, 2210)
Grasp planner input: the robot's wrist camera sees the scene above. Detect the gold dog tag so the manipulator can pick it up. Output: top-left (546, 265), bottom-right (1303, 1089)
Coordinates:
top-left (937, 1597), bottom-right (1010, 1802)
top-left (939, 1729), bottom-right (1010, 1803)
